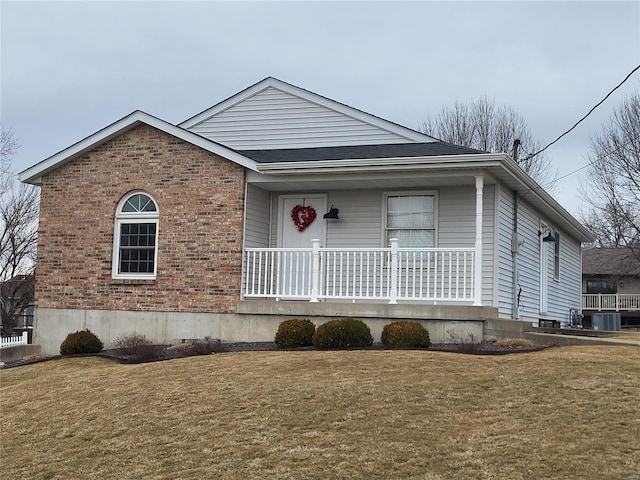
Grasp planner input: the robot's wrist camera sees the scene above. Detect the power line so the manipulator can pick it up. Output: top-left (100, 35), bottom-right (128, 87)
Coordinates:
top-left (523, 64), bottom-right (640, 162)
top-left (540, 136), bottom-right (639, 190)
top-left (516, 136), bottom-right (639, 207)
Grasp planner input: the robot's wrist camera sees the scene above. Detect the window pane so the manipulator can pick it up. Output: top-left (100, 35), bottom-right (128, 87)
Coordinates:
top-left (410, 196), bottom-right (434, 228)
top-left (387, 195), bottom-right (434, 228)
top-left (118, 222), bottom-right (156, 275)
top-left (586, 280), bottom-right (616, 294)
top-left (386, 194), bottom-right (435, 247)
top-left (122, 194), bottom-right (157, 213)
top-left (388, 229), bottom-right (435, 248)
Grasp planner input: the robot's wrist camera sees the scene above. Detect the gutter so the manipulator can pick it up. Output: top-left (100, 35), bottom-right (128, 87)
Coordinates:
top-left (256, 153), bottom-right (506, 174)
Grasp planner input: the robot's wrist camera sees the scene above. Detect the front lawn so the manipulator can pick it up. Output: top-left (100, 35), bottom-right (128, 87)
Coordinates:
top-left (1, 346), bottom-right (639, 479)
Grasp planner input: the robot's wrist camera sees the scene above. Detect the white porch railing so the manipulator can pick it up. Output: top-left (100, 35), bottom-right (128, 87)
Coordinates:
top-left (582, 294), bottom-right (640, 312)
top-left (243, 239), bottom-right (476, 304)
top-left (0, 331), bottom-right (28, 348)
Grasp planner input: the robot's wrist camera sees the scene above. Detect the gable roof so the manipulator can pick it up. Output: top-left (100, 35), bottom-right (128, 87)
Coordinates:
top-left (15, 77), bottom-right (595, 244)
top-left (582, 248), bottom-right (640, 276)
top-left (179, 77), bottom-right (436, 149)
top-left (239, 142), bottom-right (485, 163)
top-left (18, 111), bottom-right (259, 185)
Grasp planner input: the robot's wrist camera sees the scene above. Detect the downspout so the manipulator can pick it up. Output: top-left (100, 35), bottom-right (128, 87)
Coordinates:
top-left (512, 191), bottom-right (521, 319)
top-left (511, 140), bottom-right (522, 319)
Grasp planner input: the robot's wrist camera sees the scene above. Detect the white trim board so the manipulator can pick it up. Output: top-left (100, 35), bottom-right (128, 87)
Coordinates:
top-left (18, 111), bottom-right (259, 185)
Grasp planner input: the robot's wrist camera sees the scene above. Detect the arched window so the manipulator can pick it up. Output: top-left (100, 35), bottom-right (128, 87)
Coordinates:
top-left (112, 192), bottom-right (159, 279)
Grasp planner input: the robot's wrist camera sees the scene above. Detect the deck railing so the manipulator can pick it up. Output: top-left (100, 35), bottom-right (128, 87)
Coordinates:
top-left (243, 239), bottom-right (476, 304)
top-left (582, 294), bottom-right (640, 312)
top-left (0, 331), bottom-right (28, 349)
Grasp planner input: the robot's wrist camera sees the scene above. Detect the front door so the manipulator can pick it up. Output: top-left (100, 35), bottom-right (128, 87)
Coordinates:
top-left (278, 195), bottom-right (327, 298)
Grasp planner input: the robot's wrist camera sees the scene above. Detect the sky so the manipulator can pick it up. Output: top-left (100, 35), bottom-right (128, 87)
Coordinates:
top-left (1, 0), bottom-right (639, 217)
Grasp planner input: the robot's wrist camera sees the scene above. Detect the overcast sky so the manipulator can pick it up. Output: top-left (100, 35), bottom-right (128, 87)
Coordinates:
top-left (2, 1), bottom-right (639, 215)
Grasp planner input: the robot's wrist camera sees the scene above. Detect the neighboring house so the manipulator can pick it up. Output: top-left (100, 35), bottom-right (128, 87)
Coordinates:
top-left (18, 77), bottom-right (594, 354)
top-left (582, 248), bottom-right (640, 328)
top-left (0, 274), bottom-right (35, 339)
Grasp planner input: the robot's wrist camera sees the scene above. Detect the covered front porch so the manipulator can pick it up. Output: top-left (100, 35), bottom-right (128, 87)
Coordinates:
top-left (243, 240), bottom-right (478, 305)
top-left (242, 166), bottom-right (489, 307)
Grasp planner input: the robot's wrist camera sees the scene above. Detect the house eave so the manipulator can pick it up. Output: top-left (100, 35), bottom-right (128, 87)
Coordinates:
top-left (255, 153), bottom-right (506, 174)
top-left (18, 111), bottom-right (259, 185)
top-left (253, 152), bottom-right (594, 243)
top-left (497, 155), bottom-right (595, 243)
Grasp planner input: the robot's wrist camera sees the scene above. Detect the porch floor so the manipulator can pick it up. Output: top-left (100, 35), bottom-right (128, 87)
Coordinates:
top-left (237, 300), bottom-right (499, 322)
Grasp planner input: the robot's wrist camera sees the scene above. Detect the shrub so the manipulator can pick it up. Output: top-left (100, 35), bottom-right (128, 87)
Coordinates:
top-left (60, 329), bottom-right (104, 355)
top-left (495, 338), bottom-right (533, 348)
top-left (113, 332), bottom-right (164, 362)
top-left (275, 319), bottom-right (316, 348)
top-left (312, 318), bottom-right (373, 349)
top-left (446, 330), bottom-right (481, 353)
top-left (166, 337), bottom-right (227, 356)
top-left (381, 321), bottom-right (431, 348)
top-left (188, 337), bottom-right (228, 355)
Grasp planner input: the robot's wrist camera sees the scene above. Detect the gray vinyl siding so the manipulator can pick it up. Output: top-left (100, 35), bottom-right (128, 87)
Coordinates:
top-left (496, 184), bottom-right (515, 318)
top-left (188, 87), bottom-right (412, 150)
top-left (325, 190), bottom-right (383, 248)
top-left (269, 194), bottom-right (279, 247)
top-left (513, 198), bottom-right (584, 324)
top-left (514, 201), bottom-right (541, 321)
top-left (244, 184), bottom-right (270, 248)
top-left (439, 186), bottom-right (495, 305)
top-left (546, 227), bottom-right (582, 323)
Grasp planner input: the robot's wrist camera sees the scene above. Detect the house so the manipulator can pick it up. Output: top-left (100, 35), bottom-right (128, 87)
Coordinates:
top-left (18, 77), bottom-right (594, 354)
top-left (582, 247), bottom-right (640, 328)
top-left (1, 274), bottom-right (35, 340)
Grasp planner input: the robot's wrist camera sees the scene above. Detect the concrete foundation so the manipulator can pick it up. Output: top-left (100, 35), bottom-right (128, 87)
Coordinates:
top-left (483, 318), bottom-right (535, 341)
top-left (0, 344), bottom-right (41, 363)
top-left (33, 302), bottom-right (499, 354)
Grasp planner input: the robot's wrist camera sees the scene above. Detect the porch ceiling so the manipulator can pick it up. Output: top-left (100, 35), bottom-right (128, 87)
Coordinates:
top-left (245, 153), bottom-right (595, 242)
top-left (246, 168), bottom-right (491, 191)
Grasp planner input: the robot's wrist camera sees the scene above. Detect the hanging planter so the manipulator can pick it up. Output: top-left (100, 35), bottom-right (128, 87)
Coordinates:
top-left (290, 204), bottom-right (317, 232)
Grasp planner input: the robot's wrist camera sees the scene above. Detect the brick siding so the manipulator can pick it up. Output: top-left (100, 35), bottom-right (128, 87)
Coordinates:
top-left (36, 124), bottom-right (246, 313)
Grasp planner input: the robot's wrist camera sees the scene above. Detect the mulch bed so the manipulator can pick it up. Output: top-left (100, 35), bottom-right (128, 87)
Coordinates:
top-left (0, 340), bottom-right (547, 369)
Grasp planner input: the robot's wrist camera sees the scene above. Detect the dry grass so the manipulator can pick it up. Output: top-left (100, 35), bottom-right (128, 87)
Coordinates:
top-left (2, 346), bottom-right (639, 479)
top-left (611, 332), bottom-right (640, 341)
top-left (494, 338), bottom-right (534, 348)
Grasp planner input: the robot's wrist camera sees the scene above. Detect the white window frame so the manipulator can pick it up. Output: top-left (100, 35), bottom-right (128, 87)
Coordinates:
top-left (112, 191), bottom-right (159, 279)
top-left (382, 191), bottom-right (438, 248)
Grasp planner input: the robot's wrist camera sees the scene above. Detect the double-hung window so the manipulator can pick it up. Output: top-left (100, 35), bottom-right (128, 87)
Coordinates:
top-left (112, 192), bottom-right (159, 279)
top-left (384, 193), bottom-right (436, 247)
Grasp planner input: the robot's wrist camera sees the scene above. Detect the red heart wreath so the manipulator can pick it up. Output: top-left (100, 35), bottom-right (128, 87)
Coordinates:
top-left (291, 204), bottom-right (317, 232)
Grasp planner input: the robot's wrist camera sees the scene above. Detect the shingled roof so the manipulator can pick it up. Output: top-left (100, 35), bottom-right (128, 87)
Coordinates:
top-left (238, 142), bottom-right (486, 163)
top-left (582, 248), bottom-right (640, 276)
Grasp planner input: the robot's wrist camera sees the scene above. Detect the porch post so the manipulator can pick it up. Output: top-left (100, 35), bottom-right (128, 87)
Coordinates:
top-left (389, 238), bottom-right (399, 304)
top-left (310, 239), bottom-right (320, 302)
top-left (598, 293), bottom-right (602, 311)
top-left (474, 176), bottom-right (484, 306)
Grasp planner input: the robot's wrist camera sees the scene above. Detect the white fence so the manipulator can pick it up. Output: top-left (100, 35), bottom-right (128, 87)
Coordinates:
top-left (244, 239), bottom-right (476, 304)
top-left (582, 294), bottom-right (640, 312)
top-left (0, 331), bottom-right (29, 348)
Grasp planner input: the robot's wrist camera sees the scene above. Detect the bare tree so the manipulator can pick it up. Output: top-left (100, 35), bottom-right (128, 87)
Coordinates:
top-left (421, 95), bottom-right (556, 186)
top-left (0, 127), bottom-right (19, 197)
top-left (579, 92), bottom-right (640, 263)
top-left (0, 127), bottom-right (39, 336)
